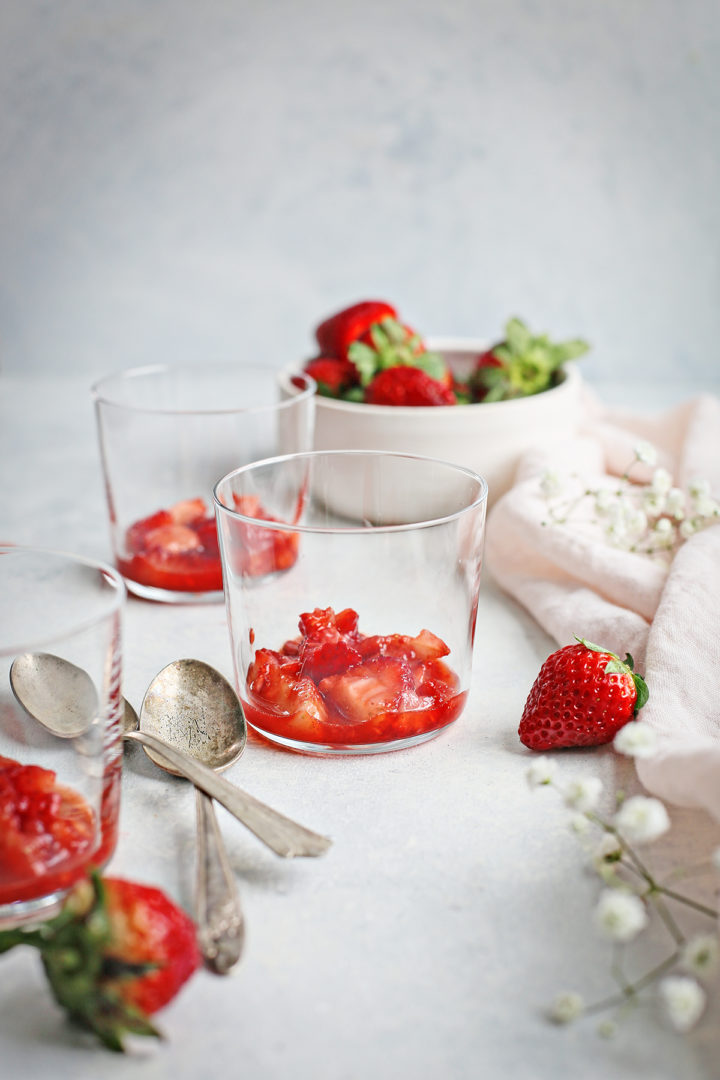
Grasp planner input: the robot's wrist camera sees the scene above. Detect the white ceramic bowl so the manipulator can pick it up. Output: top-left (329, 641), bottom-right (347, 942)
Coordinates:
top-left (279, 338), bottom-right (583, 505)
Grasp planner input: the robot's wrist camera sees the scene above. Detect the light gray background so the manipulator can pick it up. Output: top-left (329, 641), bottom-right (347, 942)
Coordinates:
top-left (1, 0), bottom-right (719, 384)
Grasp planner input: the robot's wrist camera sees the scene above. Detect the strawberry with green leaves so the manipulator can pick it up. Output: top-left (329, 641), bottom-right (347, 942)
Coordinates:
top-left (314, 300), bottom-right (398, 360)
top-left (518, 638), bottom-right (649, 751)
top-left (471, 317), bottom-right (589, 402)
top-left (0, 872), bottom-right (200, 1052)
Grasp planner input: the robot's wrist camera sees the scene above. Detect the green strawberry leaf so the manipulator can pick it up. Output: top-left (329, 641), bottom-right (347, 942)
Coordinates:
top-left (632, 673), bottom-right (649, 713)
top-left (411, 350), bottom-right (448, 382)
top-left (347, 341), bottom-right (380, 386)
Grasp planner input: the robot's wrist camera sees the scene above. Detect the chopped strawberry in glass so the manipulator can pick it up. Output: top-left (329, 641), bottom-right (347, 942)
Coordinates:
top-left (243, 607), bottom-right (466, 749)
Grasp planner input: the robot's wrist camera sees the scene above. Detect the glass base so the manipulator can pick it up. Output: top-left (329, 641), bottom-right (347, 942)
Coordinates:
top-left (0, 889), bottom-right (66, 929)
top-left (249, 722), bottom-right (453, 755)
top-left (125, 579), bottom-right (224, 604)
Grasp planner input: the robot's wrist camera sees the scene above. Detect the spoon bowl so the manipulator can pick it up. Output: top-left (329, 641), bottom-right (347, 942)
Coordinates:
top-left (139, 658), bottom-right (246, 774)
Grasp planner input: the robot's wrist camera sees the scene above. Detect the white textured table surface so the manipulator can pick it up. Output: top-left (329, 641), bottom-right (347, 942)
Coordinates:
top-left (1, 375), bottom-right (719, 1079)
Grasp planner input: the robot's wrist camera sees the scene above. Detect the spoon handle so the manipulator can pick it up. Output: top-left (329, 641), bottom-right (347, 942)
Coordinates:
top-left (195, 789), bottom-right (245, 975)
top-left (124, 730), bottom-right (331, 858)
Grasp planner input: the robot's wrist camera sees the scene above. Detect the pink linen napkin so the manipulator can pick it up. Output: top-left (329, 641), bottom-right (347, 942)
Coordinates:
top-left (485, 389), bottom-right (720, 822)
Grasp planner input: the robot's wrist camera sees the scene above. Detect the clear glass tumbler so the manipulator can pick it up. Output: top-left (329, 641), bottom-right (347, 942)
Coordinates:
top-left (0, 546), bottom-right (125, 926)
top-left (93, 364), bottom-right (316, 603)
top-left (214, 451), bottom-right (487, 754)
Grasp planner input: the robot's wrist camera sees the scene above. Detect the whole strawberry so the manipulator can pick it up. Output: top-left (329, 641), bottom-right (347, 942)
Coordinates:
top-left (0, 871), bottom-right (200, 1052)
top-left (519, 638), bottom-right (649, 751)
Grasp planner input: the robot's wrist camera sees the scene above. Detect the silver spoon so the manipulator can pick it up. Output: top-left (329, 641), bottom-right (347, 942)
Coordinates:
top-left (9, 652), bottom-right (331, 858)
top-left (139, 659), bottom-right (245, 975)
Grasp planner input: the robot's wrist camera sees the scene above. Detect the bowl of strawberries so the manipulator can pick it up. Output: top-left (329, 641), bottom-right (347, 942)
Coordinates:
top-left (280, 300), bottom-right (589, 504)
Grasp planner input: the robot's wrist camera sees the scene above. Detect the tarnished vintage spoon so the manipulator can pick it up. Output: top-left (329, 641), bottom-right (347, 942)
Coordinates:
top-left (138, 659), bottom-right (246, 975)
top-left (9, 652), bottom-right (332, 859)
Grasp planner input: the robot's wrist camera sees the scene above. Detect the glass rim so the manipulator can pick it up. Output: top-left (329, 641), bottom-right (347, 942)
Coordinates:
top-left (91, 363), bottom-right (317, 417)
top-left (0, 544), bottom-right (126, 656)
top-left (213, 449), bottom-right (488, 535)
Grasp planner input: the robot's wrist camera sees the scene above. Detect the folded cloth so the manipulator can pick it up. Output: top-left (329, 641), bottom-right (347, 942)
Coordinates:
top-left (485, 389), bottom-right (720, 822)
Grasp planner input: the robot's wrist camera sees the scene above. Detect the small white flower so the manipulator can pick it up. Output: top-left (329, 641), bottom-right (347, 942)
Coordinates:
top-left (651, 468), bottom-right (673, 495)
top-left (606, 519), bottom-right (629, 547)
top-left (597, 1018), bottom-right (618, 1039)
top-left (526, 756), bottom-right (557, 788)
top-left (680, 519), bottom-right (698, 540)
top-left (688, 478), bottom-right (711, 500)
top-left (642, 489), bottom-right (666, 518)
top-left (693, 494), bottom-right (719, 520)
top-left (540, 469), bottom-right (563, 498)
top-left (564, 776), bottom-right (603, 813)
top-left (626, 508), bottom-right (649, 536)
top-left (594, 888), bottom-right (648, 943)
top-left (680, 934), bottom-right (720, 979)
top-left (659, 976), bottom-right (706, 1033)
top-left (549, 991), bottom-right (584, 1024)
top-left (634, 441), bottom-right (658, 466)
top-left (591, 833), bottom-right (624, 874)
top-left (653, 517), bottom-right (673, 536)
top-left (614, 796), bottom-right (670, 844)
top-left (569, 813), bottom-right (592, 836)
top-left (594, 488), bottom-right (615, 515)
top-left (666, 488), bottom-right (686, 520)
top-left (613, 721), bottom-right (658, 759)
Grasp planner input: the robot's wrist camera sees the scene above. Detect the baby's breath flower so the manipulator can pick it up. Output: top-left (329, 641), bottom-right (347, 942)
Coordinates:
top-left (594, 889), bottom-right (648, 943)
top-left (591, 833), bottom-right (624, 875)
top-left (659, 976), bottom-right (706, 1033)
top-left (693, 494), bottom-right (719, 520)
top-left (680, 934), bottom-right (720, 979)
top-left (651, 468), bottom-right (673, 495)
top-left (642, 489), bottom-right (666, 518)
top-left (666, 488), bottom-right (686, 520)
top-left (679, 519), bottom-right (698, 540)
top-left (606, 519), bottom-right (628, 547)
top-left (594, 488), bottom-right (615, 515)
top-left (613, 721), bottom-right (658, 759)
top-left (540, 469), bottom-right (563, 499)
top-left (597, 1018), bottom-right (618, 1039)
top-left (634, 441), bottom-right (657, 466)
top-left (569, 813), bottom-right (592, 836)
top-left (549, 991), bottom-right (585, 1024)
top-left (526, 756), bottom-right (557, 788)
top-left (614, 796), bottom-right (670, 844)
top-left (626, 509), bottom-right (648, 537)
top-left (688, 478), bottom-right (711, 500)
top-left (564, 777), bottom-right (603, 813)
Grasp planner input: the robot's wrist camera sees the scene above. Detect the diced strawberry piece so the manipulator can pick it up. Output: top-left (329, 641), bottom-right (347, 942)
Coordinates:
top-left (247, 649), bottom-right (328, 730)
top-left (299, 640), bottom-right (363, 683)
top-left (364, 366), bottom-right (457, 406)
top-left (229, 494), bottom-right (299, 577)
top-left (414, 658), bottom-right (461, 700)
top-left (303, 356), bottom-right (359, 398)
top-left (168, 497), bottom-right (208, 524)
top-left (319, 656), bottom-right (417, 723)
top-left (315, 300), bottom-right (397, 360)
top-left (297, 606), bottom-right (359, 643)
top-left (144, 523), bottom-right (203, 554)
top-left (358, 629), bottom-right (450, 663)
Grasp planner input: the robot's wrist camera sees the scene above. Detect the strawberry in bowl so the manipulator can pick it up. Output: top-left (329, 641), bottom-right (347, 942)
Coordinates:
top-left (280, 301), bottom-right (590, 505)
